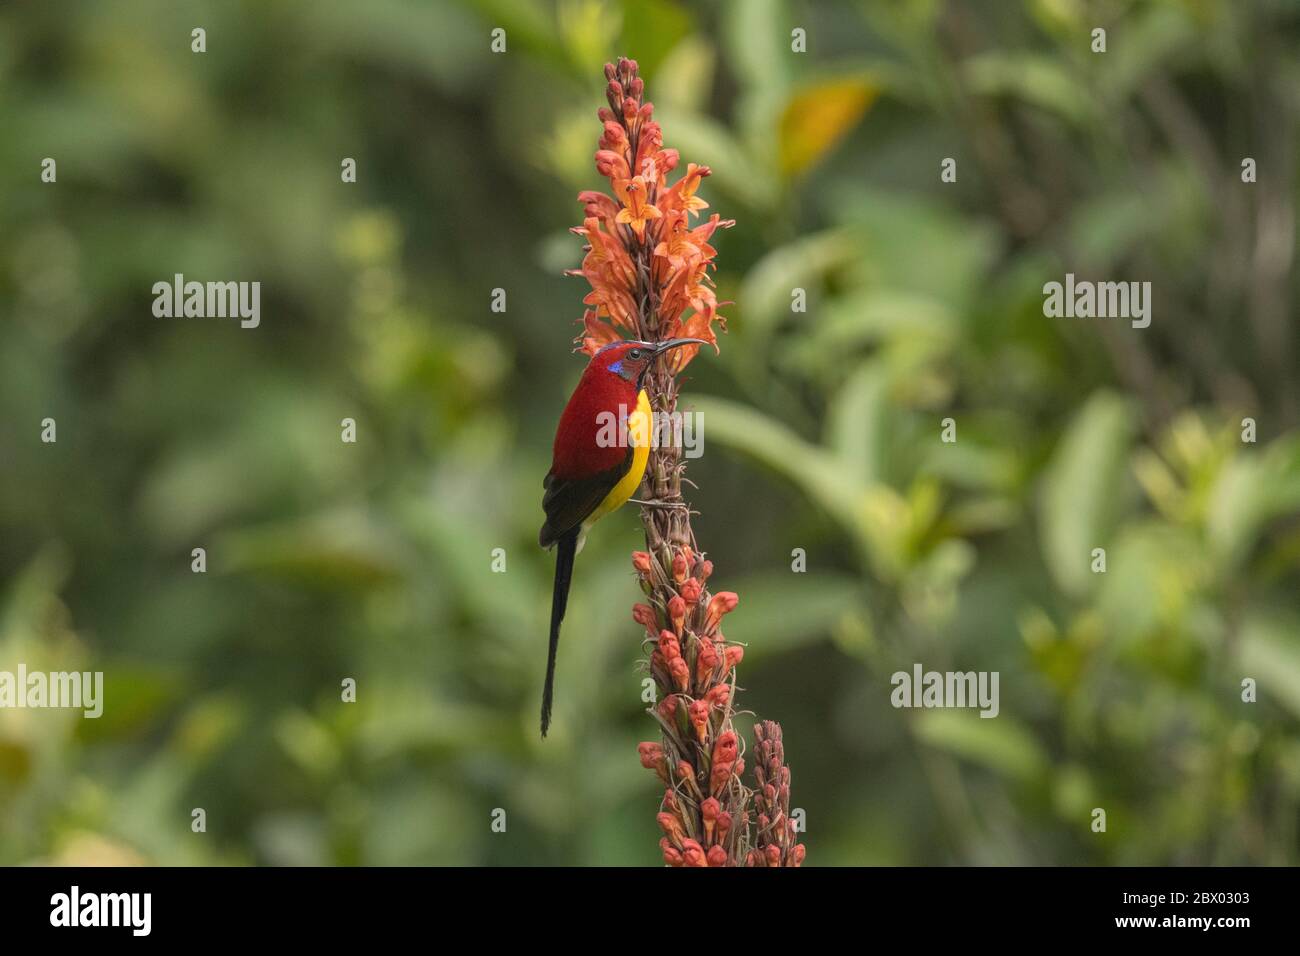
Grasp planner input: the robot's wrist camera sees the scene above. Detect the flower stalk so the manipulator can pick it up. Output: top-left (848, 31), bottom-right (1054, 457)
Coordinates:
top-left (570, 58), bottom-right (806, 866)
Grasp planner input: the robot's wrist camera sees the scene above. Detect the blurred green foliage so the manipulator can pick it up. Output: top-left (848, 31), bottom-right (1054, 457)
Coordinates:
top-left (1, 0), bottom-right (1298, 865)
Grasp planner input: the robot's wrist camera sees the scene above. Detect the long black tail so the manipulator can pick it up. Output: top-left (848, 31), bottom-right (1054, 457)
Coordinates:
top-left (541, 529), bottom-right (578, 737)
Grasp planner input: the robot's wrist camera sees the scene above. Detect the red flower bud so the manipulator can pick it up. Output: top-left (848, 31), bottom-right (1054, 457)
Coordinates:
top-left (668, 595), bottom-right (686, 635)
top-left (676, 760), bottom-right (695, 786)
top-left (704, 592), bottom-right (739, 633)
top-left (657, 630), bottom-right (680, 660)
top-left (681, 840), bottom-right (707, 867)
top-left (632, 551), bottom-right (653, 577)
top-left (657, 811), bottom-right (686, 847)
top-left (765, 844), bottom-right (781, 867)
top-left (672, 551), bottom-right (689, 584)
top-left (638, 741), bottom-right (668, 782)
top-left (657, 694), bottom-right (680, 722)
top-left (699, 559), bottom-right (714, 581)
top-left (632, 603), bottom-right (657, 634)
top-left (706, 684), bottom-right (730, 709)
top-left (791, 844), bottom-right (807, 866)
top-left (696, 640), bottom-right (719, 683)
top-left (714, 732), bottom-right (737, 760)
top-left (661, 838), bottom-right (683, 867)
top-left (724, 644), bottom-right (744, 671)
top-left (706, 845), bottom-right (728, 867)
top-left (669, 656), bottom-right (690, 691)
top-left (688, 698), bottom-right (710, 742)
top-left (680, 578), bottom-right (702, 605)
top-left (700, 796), bottom-right (720, 844)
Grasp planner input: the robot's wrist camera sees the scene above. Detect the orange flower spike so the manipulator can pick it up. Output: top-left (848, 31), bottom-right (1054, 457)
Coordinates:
top-left (614, 176), bottom-right (662, 239)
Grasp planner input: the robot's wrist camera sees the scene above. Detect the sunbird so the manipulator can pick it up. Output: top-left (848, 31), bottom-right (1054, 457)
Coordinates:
top-left (539, 337), bottom-right (704, 737)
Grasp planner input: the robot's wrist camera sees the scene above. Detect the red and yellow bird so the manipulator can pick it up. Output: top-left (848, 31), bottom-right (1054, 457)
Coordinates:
top-left (539, 338), bottom-right (703, 737)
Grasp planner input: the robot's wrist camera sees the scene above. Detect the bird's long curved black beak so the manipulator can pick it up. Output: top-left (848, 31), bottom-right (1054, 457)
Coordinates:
top-left (651, 337), bottom-right (707, 356)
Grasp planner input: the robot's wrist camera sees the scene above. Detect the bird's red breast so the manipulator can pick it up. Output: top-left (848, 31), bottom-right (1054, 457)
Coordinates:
top-left (549, 363), bottom-right (640, 479)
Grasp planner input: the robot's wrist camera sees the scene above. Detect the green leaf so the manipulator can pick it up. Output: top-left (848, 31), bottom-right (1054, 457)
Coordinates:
top-left (1239, 614), bottom-right (1300, 721)
top-left (963, 52), bottom-right (1096, 127)
top-left (912, 709), bottom-right (1049, 782)
top-left (1038, 391), bottom-right (1136, 598)
top-left (724, 571), bottom-right (864, 658)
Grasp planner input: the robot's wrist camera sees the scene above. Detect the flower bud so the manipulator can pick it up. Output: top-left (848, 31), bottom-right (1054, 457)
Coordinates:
top-left (680, 578), bottom-right (702, 605)
top-left (657, 811), bottom-right (685, 847)
top-left (632, 602), bottom-right (657, 634)
top-left (657, 694), bottom-right (680, 723)
top-left (704, 591), bottom-right (739, 633)
top-left (638, 741), bottom-right (668, 782)
top-left (681, 840), bottom-right (707, 867)
top-left (706, 845), bottom-right (728, 867)
top-left (632, 551), bottom-right (653, 577)
top-left (706, 684), bottom-right (730, 709)
top-left (661, 838), bottom-right (683, 866)
top-left (688, 699), bottom-right (710, 742)
top-left (671, 551), bottom-right (689, 584)
top-left (724, 644), bottom-right (744, 671)
top-left (657, 629), bottom-right (680, 660)
top-left (668, 655), bottom-right (690, 691)
top-left (695, 640), bottom-right (719, 683)
top-left (668, 595), bottom-right (686, 635)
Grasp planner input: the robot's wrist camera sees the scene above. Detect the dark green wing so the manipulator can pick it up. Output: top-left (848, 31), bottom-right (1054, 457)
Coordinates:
top-left (539, 448), bottom-right (632, 548)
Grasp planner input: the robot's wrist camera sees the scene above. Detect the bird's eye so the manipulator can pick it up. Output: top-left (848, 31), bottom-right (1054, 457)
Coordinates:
top-left (628, 348), bottom-right (642, 360)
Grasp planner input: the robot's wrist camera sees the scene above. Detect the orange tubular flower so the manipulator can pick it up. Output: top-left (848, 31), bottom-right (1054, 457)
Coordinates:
top-left (570, 58), bottom-right (799, 868)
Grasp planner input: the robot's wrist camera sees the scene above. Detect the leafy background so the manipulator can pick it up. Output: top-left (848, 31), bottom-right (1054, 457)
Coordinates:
top-left (1, 0), bottom-right (1298, 865)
